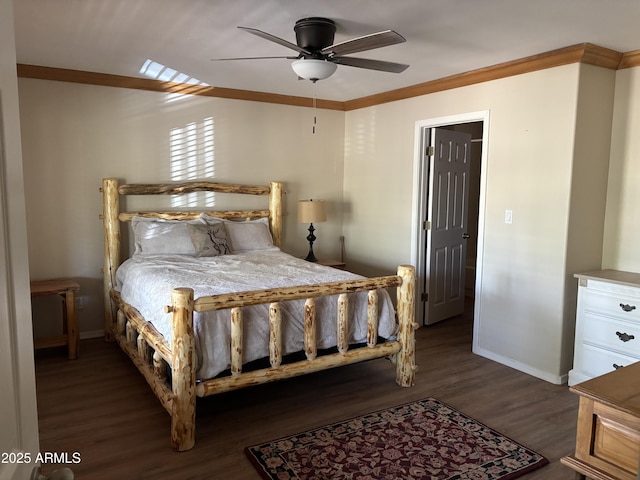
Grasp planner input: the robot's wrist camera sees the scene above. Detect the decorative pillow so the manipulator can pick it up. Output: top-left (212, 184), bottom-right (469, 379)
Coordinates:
top-left (131, 216), bottom-right (203, 255)
top-left (186, 222), bottom-right (231, 257)
top-left (223, 217), bottom-right (274, 253)
top-left (200, 214), bottom-right (227, 224)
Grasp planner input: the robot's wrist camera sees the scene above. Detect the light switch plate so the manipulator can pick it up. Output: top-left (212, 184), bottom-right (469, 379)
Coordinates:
top-left (505, 210), bottom-right (513, 224)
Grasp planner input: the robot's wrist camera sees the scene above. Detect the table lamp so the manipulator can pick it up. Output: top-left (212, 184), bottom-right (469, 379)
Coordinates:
top-left (298, 199), bottom-right (327, 262)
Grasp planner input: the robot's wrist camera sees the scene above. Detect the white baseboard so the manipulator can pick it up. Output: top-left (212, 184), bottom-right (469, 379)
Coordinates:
top-left (568, 369), bottom-right (590, 387)
top-left (79, 330), bottom-right (104, 340)
top-left (473, 346), bottom-right (568, 385)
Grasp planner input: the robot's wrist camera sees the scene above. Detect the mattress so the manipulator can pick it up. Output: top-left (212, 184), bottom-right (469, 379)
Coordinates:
top-left (115, 249), bottom-right (397, 380)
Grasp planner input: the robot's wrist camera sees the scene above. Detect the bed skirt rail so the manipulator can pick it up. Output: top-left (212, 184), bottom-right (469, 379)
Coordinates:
top-left (109, 294), bottom-right (175, 416)
top-left (195, 341), bottom-right (403, 396)
top-left (110, 290), bottom-right (171, 363)
top-left (112, 311), bottom-right (174, 416)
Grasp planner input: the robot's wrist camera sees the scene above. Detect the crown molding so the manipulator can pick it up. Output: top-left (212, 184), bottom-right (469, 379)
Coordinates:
top-left (16, 43), bottom-right (640, 112)
top-left (343, 43), bottom-right (623, 110)
top-left (619, 49), bottom-right (640, 69)
top-left (15, 64), bottom-right (346, 111)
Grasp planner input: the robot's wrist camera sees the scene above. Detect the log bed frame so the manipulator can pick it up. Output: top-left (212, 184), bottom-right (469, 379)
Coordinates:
top-left (102, 178), bottom-right (417, 451)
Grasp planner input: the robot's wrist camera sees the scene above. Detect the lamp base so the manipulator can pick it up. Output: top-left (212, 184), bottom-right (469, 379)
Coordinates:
top-left (304, 249), bottom-right (318, 262)
top-left (304, 223), bottom-right (318, 262)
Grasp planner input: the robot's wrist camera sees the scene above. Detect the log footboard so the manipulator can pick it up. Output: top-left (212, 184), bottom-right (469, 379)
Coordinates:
top-left (108, 266), bottom-right (416, 451)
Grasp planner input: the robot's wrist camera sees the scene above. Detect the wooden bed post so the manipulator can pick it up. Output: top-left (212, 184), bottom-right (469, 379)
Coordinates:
top-left (102, 178), bottom-right (121, 341)
top-left (169, 287), bottom-right (196, 451)
top-left (395, 265), bottom-right (417, 387)
top-left (269, 181), bottom-right (283, 247)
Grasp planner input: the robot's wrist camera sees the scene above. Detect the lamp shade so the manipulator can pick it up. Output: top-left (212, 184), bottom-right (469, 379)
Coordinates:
top-left (298, 200), bottom-right (327, 223)
top-left (291, 59), bottom-right (337, 82)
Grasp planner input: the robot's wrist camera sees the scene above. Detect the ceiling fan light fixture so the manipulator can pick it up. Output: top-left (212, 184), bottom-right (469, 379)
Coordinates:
top-left (291, 58), bottom-right (337, 82)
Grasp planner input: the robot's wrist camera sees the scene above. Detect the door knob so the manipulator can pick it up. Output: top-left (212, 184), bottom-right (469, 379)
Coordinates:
top-left (462, 233), bottom-right (470, 239)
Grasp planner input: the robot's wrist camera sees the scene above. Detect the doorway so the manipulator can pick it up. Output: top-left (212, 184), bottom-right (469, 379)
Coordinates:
top-left (411, 111), bottom-right (489, 328)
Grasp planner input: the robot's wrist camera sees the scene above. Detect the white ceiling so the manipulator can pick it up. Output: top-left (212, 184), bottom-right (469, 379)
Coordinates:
top-left (12, 0), bottom-right (640, 102)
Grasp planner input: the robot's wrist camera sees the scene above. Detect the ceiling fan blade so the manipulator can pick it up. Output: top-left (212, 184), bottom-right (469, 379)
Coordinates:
top-left (321, 30), bottom-right (405, 57)
top-left (211, 56), bottom-right (297, 61)
top-left (331, 56), bottom-right (409, 73)
top-left (238, 26), bottom-right (311, 55)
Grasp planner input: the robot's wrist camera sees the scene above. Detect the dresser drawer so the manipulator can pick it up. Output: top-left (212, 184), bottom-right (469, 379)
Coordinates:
top-left (583, 312), bottom-right (640, 357)
top-left (571, 271), bottom-right (640, 386)
top-left (581, 344), bottom-right (638, 379)
top-left (582, 289), bottom-right (640, 322)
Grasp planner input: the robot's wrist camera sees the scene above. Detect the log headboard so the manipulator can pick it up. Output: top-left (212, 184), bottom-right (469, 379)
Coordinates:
top-left (101, 178), bottom-right (284, 339)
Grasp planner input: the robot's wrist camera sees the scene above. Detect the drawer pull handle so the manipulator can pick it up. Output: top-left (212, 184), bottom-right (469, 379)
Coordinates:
top-left (616, 331), bottom-right (635, 342)
top-left (613, 363), bottom-right (624, 370)
top-left (619, 303), bottom-right (637, 312)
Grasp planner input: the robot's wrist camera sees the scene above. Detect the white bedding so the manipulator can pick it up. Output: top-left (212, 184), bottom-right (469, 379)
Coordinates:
top-left (115, 249), bottom-right (397, 380)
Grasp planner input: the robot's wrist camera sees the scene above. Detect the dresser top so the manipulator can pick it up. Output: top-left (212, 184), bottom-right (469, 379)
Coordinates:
top-left (574, 269), bottom-right (640, 289)
top-left (571, 361), bottom-right (640, 417)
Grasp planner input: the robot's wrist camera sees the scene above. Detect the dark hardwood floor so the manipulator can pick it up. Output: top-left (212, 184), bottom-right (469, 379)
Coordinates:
top-left (35, 301), bottom-right (579, 479)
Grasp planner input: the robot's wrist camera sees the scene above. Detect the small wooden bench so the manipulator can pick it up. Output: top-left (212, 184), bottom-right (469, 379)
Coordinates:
top-left (30, 278), bottom-right (80, 359)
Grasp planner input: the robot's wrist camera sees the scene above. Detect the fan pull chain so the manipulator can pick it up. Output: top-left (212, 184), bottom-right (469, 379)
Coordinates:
top-left (312, 82), bottom-right (317, 134)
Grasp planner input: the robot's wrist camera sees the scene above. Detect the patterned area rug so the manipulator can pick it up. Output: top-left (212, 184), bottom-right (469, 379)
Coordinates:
top-left (245, 398), bottom-right (548, 480)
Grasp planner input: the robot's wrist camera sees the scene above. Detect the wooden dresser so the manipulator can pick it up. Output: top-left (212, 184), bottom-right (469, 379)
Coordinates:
top-left (562, 361), bottom-right (640, 480)
top-left (569, 270), bottom-right (640, 386)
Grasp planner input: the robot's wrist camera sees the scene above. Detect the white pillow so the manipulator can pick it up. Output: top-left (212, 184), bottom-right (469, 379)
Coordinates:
top-left (131, 216), bottom-right (204, 255)
top-left (222, 217), bottom-right (274, 253)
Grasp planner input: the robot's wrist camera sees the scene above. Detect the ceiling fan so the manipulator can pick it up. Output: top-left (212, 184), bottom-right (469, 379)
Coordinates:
top-left (213, 17), bottom-right (409, 82)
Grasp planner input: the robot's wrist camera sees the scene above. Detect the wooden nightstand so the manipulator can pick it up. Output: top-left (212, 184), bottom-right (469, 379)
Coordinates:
top-left (318, 259), bottom-right (346, 270)
top-left (561, 361), bottom-right (640, 480)
top-left (30, 278), bottom-right (80, 359)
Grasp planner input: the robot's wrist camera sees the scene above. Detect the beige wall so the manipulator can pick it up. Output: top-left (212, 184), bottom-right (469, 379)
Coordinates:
top-left (18, 79), bottom-right (345, 336)
top-left (561, 63), bottom-right (617, 374)
top-left (603, 66), bottom-right (640, 271)
top-left (343, 63), bottom-right (616, 383)
top-left (17, 61), bottom-right (640, 384)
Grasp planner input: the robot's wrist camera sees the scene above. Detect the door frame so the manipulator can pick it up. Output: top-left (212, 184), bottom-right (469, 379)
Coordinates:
top-left (410, 110), bottom-right (490, 327)
top-left (0, 1), bottom-right (41, 476)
